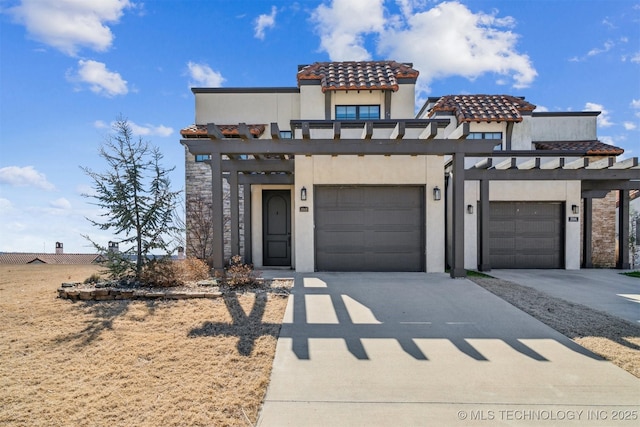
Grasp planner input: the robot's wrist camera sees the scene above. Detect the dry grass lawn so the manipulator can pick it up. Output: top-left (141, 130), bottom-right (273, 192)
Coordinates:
top-left (469, 276), bottom-right (640, 378)
top-left (0, 264), bottom-right (288, 427)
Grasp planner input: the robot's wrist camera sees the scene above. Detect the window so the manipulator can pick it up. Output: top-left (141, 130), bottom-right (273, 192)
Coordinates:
top-left (335, 105), bottom-right (380, 120)
top-left (467, 132), bottom-right (503, 150)
top-left (467, 132), bottom-right (502, 140)
top-left (195, 154), bottom-right (211, 162)
top-left (279, 130), bottom-right (292, 139)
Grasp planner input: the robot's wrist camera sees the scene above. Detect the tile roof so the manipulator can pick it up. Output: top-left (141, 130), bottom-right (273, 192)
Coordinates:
top-left (428, 95), bottom-right (537, 123)
top-left (180, 124), bottom-right (266, 138)
top-left (534, 140), bottom-right (624, 156)
top-left (0, 253), bottom-right (101, 265)
top-left (297, 61), bottom-right (419, 92)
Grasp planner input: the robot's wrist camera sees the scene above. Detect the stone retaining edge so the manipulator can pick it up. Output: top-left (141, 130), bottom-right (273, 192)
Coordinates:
top-left (58, 288), bottom-right (223, 301)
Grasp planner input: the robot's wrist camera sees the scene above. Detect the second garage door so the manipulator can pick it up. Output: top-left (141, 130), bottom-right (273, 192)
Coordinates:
top-left (489, 202), bottom-right (564, 268)
top-left (315, 186), bottom-right (425, 271)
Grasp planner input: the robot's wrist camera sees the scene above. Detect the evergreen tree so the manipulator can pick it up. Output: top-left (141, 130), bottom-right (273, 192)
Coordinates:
top-left (82, 117), bottom-right (181, 279)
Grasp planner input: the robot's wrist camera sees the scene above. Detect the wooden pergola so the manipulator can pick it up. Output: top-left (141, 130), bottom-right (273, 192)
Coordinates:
top-left (181, 120), bottom-right (639, 277)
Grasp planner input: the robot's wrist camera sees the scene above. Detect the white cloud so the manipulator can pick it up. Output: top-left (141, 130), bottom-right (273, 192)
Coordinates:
top-left (0, 166), bottom-right (55, 191)
top-left (587, 40), bottom-right (614, 57)
top-left (311, 0), bottom-right (386, 61)
top-left (632, 99), bottom-right (640, 109)
top-left (380, 1), bottom-right (536, 92)
top-left (70, 60), bottom-right (128, 97)
top-left (599, 135), bottom-right (615, 146)
top-left (535, 105), bottom-right (549, 113)
top-left (311, 1), bottom-right (537, 92)
top-left (631, 52), bottom-right (640, 63)
top-left (623, 122), bottom-right (637, 130)
top-left (187, 61), bottom-right (225, 87)
top-left (254, 6), bottom-right (277, 40)
top-left (584, 102), bottom-right (613, 127)
top-left (49, 198), bottom-right (72, 210)
top-left (129, 121), bottom-right (174, 137)
top-left (93, 120), bottom-right (109, 129)
top-left (8, 0), bottom-right (132, 56)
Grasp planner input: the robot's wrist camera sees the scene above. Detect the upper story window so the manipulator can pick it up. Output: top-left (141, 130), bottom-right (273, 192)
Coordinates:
top-left (335, 105), bottom-right (380, 120)
top-left (195, 154), bottom-right (211, 162)
top-left (467, 132), bottom-right (503, 150)
top-left (467, 132), bottom-right (502, 140)
top-left (279, 130), bottom-right (293, 139)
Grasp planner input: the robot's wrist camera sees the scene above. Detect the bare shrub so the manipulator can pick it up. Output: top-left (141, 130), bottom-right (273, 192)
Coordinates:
top-left (139, 258), bottom-right (179, 287)
top-left (83, 273), bottom-right (102, 284)
top-left (175, 257), bottom-right (211, 282)
top-left (225, 255), bottom-right (260, 287)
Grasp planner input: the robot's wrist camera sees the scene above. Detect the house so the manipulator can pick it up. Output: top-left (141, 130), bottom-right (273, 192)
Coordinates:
top-left (0, 242), bottom-right (101, 265)
top-left (180, 61), bottom-right (639, 277)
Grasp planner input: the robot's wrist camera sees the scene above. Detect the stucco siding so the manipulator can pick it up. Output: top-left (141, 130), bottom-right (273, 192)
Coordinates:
top-left (531, 115), bottom-right (598, 141)
top-left (462, 180), bottom-right (581, 270)
top-left (294, 155), bottom-right (445, 272)
top-left (195, 91), bottom-right (300, 127)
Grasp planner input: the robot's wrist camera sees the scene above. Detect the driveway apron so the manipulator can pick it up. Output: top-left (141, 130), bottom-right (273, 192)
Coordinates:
top-left (257, 272), bottom-right (640, 426)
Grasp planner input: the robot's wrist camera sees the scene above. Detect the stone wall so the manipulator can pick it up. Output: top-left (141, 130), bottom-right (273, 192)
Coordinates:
top-left (184, 147), bottom-right (245, 264)
top-left (590, 191), bottom-right (617, 267)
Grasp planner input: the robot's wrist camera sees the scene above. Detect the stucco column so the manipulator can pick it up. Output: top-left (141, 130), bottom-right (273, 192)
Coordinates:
top-left (451, 152), bottom-right (466, 278)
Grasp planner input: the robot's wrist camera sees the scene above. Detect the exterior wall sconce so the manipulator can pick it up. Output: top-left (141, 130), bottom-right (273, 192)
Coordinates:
top-left (433, 186), bottom-right (441, 201)
top-left (572, 204), bottom-right (579, 214)
top-left (467, 204), bottom-right (474, 214)
top-left (301, 187), bottom-right (307, 201)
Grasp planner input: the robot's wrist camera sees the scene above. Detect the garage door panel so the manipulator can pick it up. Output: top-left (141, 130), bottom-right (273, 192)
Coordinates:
top-left (315, 186), bottom-right (424, 272)
top-left (490, 202), bottom-right (563, 269)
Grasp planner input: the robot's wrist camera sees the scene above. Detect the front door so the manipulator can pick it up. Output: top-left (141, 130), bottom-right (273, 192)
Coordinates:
top-left (263, 190), bottom-right (291, 266)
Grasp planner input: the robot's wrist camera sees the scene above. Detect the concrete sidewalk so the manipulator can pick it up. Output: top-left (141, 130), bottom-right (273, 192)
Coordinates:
top-left (488, 269), bottom-right (640, 324)
top-left (257, 272), bottom-right (640, 426)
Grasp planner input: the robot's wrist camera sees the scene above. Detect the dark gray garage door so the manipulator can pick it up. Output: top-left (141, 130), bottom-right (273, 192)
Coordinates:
top-left (315, 186), bottom-right (424, 271)
top-left (489, 202), bottom-right (564, 268)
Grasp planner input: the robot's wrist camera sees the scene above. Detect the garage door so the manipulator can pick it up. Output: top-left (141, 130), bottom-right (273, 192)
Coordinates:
top-left (489, 202), bottom-right (564, 268)
top-left (315, 186), bottom-right (425, 271)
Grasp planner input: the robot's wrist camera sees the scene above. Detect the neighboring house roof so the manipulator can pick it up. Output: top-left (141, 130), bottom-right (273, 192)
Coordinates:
top-left (428, 94), bottom-right (537, 123)
top-left (181, 124), bottom-right (266, 138)
top-left (297, 61), bottom-right (419, 92)
top-left (0, 253), bottom-right (101, 265)
top-left (534, 140), bottom-right (624, 156)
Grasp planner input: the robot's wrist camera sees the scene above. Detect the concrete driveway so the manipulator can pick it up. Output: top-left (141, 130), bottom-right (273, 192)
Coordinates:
top-left (257, 272), bottom-right (640, 426)
top-left (488, 269), bottom-right (640, 324)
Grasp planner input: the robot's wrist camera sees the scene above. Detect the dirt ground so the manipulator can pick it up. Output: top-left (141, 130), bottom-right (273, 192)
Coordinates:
top-left (0, 264), bottom-right (288, 427)
top-left (469, 276), bottom-right (640, 378)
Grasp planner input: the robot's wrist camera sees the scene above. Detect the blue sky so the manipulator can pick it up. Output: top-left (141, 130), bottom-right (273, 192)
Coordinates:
top-left (1, 0), bottom-right (639, 253)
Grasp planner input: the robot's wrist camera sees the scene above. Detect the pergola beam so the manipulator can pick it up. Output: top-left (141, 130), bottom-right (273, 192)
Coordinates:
top-left (466, 168), bottom-right (639, 181)
top-left (182, 138), bottom-right (498, 156)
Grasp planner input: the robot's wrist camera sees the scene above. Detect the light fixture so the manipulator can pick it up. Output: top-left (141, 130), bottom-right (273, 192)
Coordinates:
top-left (467, 204), bottom-right (474, 214)
top-left (300, 187), bottom-right (307, 201)
top-left (433, 186), bottom-right (441, 201)
top-left (572, 204), bottom-right (579, 214)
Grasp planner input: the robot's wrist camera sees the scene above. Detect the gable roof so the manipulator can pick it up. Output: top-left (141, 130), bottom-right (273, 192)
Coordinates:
top-left (534, 140), bottom-right (624, 156)
top-left (0, 253), bottom-right (101, 265)
top-left (297, 61), bottom-right (419, 92)
top-left (181, 124), bottom-right (266, 138)
top-left (428, 94), bottom-right (537, 123)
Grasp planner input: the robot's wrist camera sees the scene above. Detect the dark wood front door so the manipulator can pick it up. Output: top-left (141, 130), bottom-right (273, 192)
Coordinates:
top-left (263, 190), bottom-right (291, 266)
